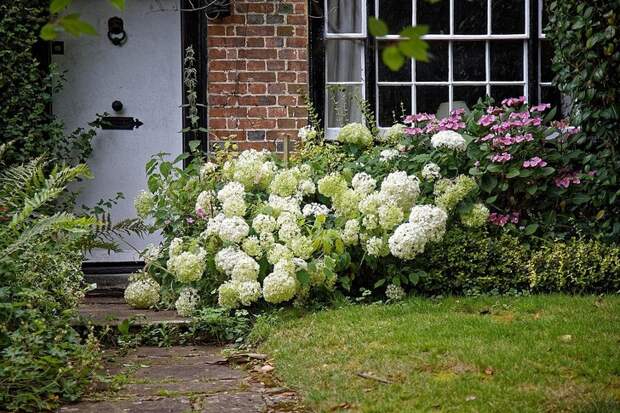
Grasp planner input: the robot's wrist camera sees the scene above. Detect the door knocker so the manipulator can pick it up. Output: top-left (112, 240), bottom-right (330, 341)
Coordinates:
top-left (107, 17), bottom-right (127, 46)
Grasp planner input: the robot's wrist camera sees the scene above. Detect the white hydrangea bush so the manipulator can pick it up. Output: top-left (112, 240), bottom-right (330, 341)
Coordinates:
top-left (131, 142), bottom-right (483, 313)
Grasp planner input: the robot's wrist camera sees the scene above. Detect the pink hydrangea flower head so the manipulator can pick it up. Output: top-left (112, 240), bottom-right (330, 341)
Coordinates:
top-left (490, 152), bottom-right (513, 163)
top-left (501, 96), bottom-right (527, 107)
top-left (523, 156), bottom-right (547, 168)
top-left (478, 114), bottom-right (497, 127)
top-left (530, 103), bottom-right (551, 112)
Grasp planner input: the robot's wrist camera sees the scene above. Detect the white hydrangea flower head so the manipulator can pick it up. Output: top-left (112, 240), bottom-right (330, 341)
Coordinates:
top-left (379, 149), bottom-right (400, 162)
top-left (205, 213), bottom-right (226, 238)
top-left (222, 196), bottom-right (247, 217)
top-left (434, 175), bottom-right (478, 212)
top-left (302, 202), bottom-right (330, 218)
top-left (124, 278), bottom-right (160, 309)
top-left (134, 190), bottom-right (154, 219)
top-left (366, 236), bottom-right (389, 257)
top-left (362, 214), bottom-right (379, 230)
top-left (218, 281), bottom-right (240, 309)
top-left (408, 205), bottom-right (448, 242)
top-left (385, 284), bottom-right (406, 301)
top-left (200, 161), bottom-right (218, 179)
top-left (169, 238), bottom-right (184, 257)
top-left (342, 219), bottom-right (360, 246)
top-left (231, 253), bottom-right (260, 282)
top-left (252, 214), bottom-right (278, 234)
top-left (289, 235), bottom-right (313, 259)
top-left (378, 201), bottom-right (405, 231)
top-left (269, 169), bottom-right (300, 197)
top-left (141, 244), bottom-right (160, 264)
top-left (195, 190), bottom-right (217, 219)
top-left (215, 246), bottom-right (242, 275)
top-left (242, 236), bottom-right (263, 257)
top-left (293, 257), bottom-right (308, 272)
top-left (430, 130), bottom-right (467, 151)
top-left (267, 243), bottom-right (294, 265)
top-left (267, 194), bottom-right (301, 217)
top-left (262, 270), bottom-right (298, 304)
top-left (257, 161), bottom-right (277, 189)
top-left (358, 192), bottom-right (383, 215)
top-left (276, 211), bottom-right (298, 228)
top-left (231, 149), bottom-right (271, 189)
top-left (175, 287), bottom-right (199, 316)
top-left (380, 171), bottom-right (420, 211)
top-left (237, 280), bottom-right (262, 306)
top-left (332, 188), bottom-right (362, 219)
top-left (379, 123), bottom-right (406, 143)
top-left (278, 221), bottom-right (302, 244)
top-left (351, 172), bottom-right (377, 195)
top-left (297, 179), bottom-right (316, 196)
top-left (167, 248), bottom-right (207, 283)
top-left (259, 231), bottom-right (276, 250)
top-left (336, 122), bottom-right (373, 146)
top-left (217, 181), bottom-right (245, 203)
top-left (388, 223), bottom-right (428, 260)
top-left (460, 203), bottom-right (490, 228)
top-left (317, 172), bottom-right (348, 198)
top-left (421, 162), bottom-right (442, 181)
top-left (218, 216), bottom-right (250, 243)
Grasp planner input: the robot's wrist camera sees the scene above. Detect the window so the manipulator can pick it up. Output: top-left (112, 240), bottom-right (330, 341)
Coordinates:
top-left (312, 0), bottom-right (559, 135)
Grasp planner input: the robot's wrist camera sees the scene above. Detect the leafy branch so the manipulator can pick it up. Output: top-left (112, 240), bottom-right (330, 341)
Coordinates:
top-left (40, 0), bottom-right (126, 40)
top-left (368, 17), bottom-right (430, 71)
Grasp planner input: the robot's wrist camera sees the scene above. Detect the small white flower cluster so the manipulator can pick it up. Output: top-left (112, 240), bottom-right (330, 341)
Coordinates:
top-left (167, 238), bottom-right (207, 283)
top-left (385, 283), bottom-right (406, 301)
top-left (380, 149), bottom-right (400, 162)
top-left (430, 130), bottom-right (467, 151)
top-left (269, 165), bottom-right (315, 198)
top-left (263, 259), bottom-right (299, 303)
top-left (217, 181), bottom-right (247, 217)
top-left (421, 162), bottom-right (442, 181)
top-left (200, 161), bottom-right (218, 179)
top-left (225, 149), bottom-right (275, 190)
top-left (195, 190), bottom-right (217, 219)
top-left (134, 190), bottom-right (154, 219)
top-left (351, 172), bottom-right (376, 195)
top-left (379, 123), bottom-right (406, 143)
top-left (141, 244), bottom-right (160, 265)
top-left (125, 276), bottom-right (160, 309)
top-left (216, 247), bottom-right (262, 309)
top-left (175, 287), bottom-right (199, 316)
top-left (336, 122), bottom-right (373, 146)
top-left (298, 125), bottom-right (317, 141)
top-left (302, 202), bottom-right (330, 217)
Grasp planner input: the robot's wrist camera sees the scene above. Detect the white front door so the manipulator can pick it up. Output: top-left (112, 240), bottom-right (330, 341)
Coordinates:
top-left (53, 0), bottom-right (182, 262)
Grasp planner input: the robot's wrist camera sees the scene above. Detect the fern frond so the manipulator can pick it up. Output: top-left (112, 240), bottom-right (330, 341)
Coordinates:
top-left (0, 158), bottom-right (46, 208)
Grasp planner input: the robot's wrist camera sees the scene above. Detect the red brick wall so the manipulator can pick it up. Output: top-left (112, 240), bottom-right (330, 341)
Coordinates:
top-left (207, 0), bottom-right (309, 151)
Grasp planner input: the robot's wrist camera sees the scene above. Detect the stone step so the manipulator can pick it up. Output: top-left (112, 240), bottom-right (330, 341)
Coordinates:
top-left (84, 273), bottom-right (130, 297)
top-left (77, 296), bottom-right (189, 327)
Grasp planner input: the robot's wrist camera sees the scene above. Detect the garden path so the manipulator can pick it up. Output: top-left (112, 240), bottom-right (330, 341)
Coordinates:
top-left (59, 346), bottom-right (305, 413)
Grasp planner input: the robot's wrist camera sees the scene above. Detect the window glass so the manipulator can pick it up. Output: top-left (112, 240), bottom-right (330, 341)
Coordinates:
top-left (540, 39), bottom-right (554, 83)
top-left (380, 0), bottom-right (412, 34)
top-left (491, 40), bottom-right (523, 81)
top-left (327, 85), bottom-right (363, 127)
top-left (378, 42), bottom-right (411, 82)
top-left (453, 86), bottom-right (487, 108)
top-left (417, 0), bottom-right (449, 34)
top-left (491, 85), bottom-right (525, 102)
top-left (416, 41), bottom-right (448, 82)
top-left (326, 0), bottom-right (363, 33)
top-left (378, 87), bottom-right (412, 126)
top-left (492, 0), bottom-right (525, 34)
top-left (326, 40), bottom-right (363, 82)
top-left (453, 41), bottom-right (485, 81)
top-left (417, 86), bottom-right (448, 114)
top-left (455, 0), bottom-right (487, 34)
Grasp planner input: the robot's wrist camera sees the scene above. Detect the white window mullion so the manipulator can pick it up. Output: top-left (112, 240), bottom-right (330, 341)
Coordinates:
top-left (448, 41), bottom-right (453, 112)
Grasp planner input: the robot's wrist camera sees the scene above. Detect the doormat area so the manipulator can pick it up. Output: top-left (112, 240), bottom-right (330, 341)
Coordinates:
top-left (59, 346), bottom-right (306, 413)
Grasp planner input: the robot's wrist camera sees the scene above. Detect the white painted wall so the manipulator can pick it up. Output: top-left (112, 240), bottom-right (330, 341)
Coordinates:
top-left (53, 0), bottom-right (182, 262)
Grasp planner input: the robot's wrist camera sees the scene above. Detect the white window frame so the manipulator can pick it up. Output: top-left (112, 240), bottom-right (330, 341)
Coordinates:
top-left (537, 0), bottom-right (553, 102)
top-left (375, 0), bottom-right (530, 127)
top-left (324, 0), bottom-right (367, 139)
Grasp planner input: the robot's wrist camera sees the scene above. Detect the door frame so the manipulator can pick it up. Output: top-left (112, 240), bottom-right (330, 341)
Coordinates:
top-left (83, 2), bottom-right (208, 274)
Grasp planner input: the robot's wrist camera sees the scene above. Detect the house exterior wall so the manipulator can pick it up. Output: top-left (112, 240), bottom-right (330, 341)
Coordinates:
top-left (207, 0), bottom-right (309, 151)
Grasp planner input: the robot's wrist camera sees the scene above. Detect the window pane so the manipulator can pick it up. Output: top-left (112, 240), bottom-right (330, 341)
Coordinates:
top-left (541, 0), bottom-right (549, 31)
top-left (378, 42), bottom-right (411, 82)
top-left (327, 85), bottom-right (363, 128)
top-left (455, 0), bottom-right (487, 34)
top-left (492, 0), bottom-right (525, 34)
top-left (378, 86), bottom-right (412, 127)
top-left (380, 0), bottom-right (412, 34)
top-left (540, 86), bottom-right (561, 115)
top-left (491, 85), bottom-right (525, 103)
top-left (540, 39), bottom-right (554, 83)
top-left (326, 40), bottom-right (363, 82)
top-left (416, 41), bottom-right (448, 82)
top-left (417, 0), bottom-right (449, 34)
top-left (453, 41), bottom-right (485, 81)
top-left (491, 40), bottom-right (523, 81)
top-left (327, 0), bottom-right (363, 33)
top-left (453, 86), bottom-right (487, 108)
top-left (416, 86), bottom-right (448, 114)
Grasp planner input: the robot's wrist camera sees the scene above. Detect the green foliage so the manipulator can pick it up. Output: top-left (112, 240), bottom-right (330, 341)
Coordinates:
top-left (545, 0), bottom-right (620, 237)
top-left (41, 0), bottom-right (125, 40)
top-left (368, 17), bottom-right (429, 71)
top-left (0, 154), bottom-right (101, 412)
top-left (0, 0), bottom-right (96, 168)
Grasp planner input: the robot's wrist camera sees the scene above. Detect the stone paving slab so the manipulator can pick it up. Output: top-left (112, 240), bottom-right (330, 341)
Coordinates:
top-left (77, 297), bottom-right (188, 326)
top-left (59, 346), bottom-right (307, 413)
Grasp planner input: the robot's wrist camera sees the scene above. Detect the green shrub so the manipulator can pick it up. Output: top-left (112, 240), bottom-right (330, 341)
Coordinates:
top-left (528, 240), bottom-right (620, 293)
top-left (545, 1), bottom-right (620, 239)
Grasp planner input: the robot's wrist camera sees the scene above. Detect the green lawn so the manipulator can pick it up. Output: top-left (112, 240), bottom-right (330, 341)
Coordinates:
top-left (252, 295), bottom-right (620, 412)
